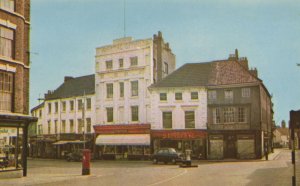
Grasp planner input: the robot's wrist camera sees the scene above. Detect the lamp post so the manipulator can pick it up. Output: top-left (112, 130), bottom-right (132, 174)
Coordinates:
top-left (81, 91), bottom-right (90, 175)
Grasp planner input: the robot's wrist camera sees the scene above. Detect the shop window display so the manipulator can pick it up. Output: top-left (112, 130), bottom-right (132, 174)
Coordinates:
top-left (0, 127), bottom-right (23, 170)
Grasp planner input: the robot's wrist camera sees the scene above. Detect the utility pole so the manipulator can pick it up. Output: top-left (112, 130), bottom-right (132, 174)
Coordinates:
top-left (82, 91), bottom-right (86, 150)
top-left (290, 110), bottom-right (300, 186)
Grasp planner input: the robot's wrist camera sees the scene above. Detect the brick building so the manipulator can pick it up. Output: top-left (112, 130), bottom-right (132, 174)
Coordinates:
top-left (0, 0), bottom-right (37, 177)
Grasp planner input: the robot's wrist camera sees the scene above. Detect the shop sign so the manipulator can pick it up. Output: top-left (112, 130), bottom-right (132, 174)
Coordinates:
top-left (152, 130), bottom-right (207, 139)
top-left (94, 124), bottom-right (151, 134)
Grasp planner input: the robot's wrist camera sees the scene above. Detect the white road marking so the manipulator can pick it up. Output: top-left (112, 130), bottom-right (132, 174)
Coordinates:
top-left (147, 169), bottom-right (188, 186)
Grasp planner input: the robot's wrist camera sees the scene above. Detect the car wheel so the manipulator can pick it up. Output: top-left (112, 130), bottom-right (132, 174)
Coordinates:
top-left (153, 158), bottom-right (158, 164)
top-left (171, 158), bottom-right (176, 164)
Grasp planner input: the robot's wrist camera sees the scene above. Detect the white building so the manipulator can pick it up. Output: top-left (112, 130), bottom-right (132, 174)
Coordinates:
top-left (30, 75), bottom-right (95, 158)
top-left (149, 63), bottom-right (208, 158)
top-left (93, 32), bottom-right (176, 160)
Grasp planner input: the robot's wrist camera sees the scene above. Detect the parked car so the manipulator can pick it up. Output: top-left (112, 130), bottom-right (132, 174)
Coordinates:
top-left (65, 151), bottom-right (82, 162)
top-left (152, 148), bottom-right (183, 164)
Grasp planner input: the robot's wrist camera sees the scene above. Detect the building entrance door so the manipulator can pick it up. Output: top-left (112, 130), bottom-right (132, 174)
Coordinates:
top-left (224, 135), bottom-right (236, 159)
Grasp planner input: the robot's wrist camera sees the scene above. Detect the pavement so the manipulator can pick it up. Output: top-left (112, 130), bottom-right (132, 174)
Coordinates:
top-left (0, 148), bottom-right (298, 186)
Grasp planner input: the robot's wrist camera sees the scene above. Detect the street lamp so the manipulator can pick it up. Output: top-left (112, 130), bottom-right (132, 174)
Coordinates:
top-left (81, 91), bottom-right (90, 175)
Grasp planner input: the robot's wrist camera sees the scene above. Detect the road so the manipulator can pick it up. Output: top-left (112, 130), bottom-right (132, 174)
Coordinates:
top-left (0, 148), bottom-right (299, 186)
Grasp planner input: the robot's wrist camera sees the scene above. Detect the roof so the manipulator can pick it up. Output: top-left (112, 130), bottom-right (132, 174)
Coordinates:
top-left (276, 128), bottom-right (289, 136)
top-left (31, 102), bottom-right (44, 113)
top-left (150, 60), bottom-right (260, 89)
top-left (45, 74), bottom-right (95, 100)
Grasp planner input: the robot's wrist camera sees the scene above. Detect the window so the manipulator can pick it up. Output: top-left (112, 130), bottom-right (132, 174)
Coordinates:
top-left (191, 92), bottom-right (198, 100)
top-left (48, 120), bottom-right (51, 134)
top-left (106, 60), bottom-right (113, 69)
top-left (130, 56), bottom-right (138, 66)
top-left (0, 26), bottom-right (14, 58)
top-left (70, 119), bottom-right (74, 133)
top-left (62, 101), bottom-right (66, 112)
top-left (70, 100), bottom-right (74, 111)
top-left (62, 120), bottom-right (66, 133)
top-left (119, 82), bottom-right (124, 98)
top-left (54, 120), bottom-right (58, 133)
top-left (131, 106), bottom-right (139, 121)
top-left (86, 118), bottom-right (91, 133)
top-left (0, 0), bottom-right (14, 12)
top-left (225, 90), bottom-right (233, 100)
top-left (48, 103), bottom-right (51, 114)
top-left (77, 119), bottom-right (82, 133)
top-left (119, 58), bottom-right (123, 68)
top-left (160, 93), bottom-right (167, 101)
top-left (86, 98), bottom-right (91, 110)
top-left (242, 88), bottom-right (250, 98)
top-left (39, 110), bottom-right (42, 118)
top-left (106, 83), bottom-right (113, 98)
top-left (164, 62), bottom-right (169, 74)
top-left (131, 81), bottom-right (138, 96)
top-left (238, 107), bottom-right (246, 122)
top-left (175, 92), bottom-right (182, 100)
top-left (223, 107), bottom-right (235, 123)
top-left (208, 90), bottom-right (217, 100)
top-left (54, 102), bottom-right (58, 113)
top-left (38, 125), bottom-right (43, 135)
top-left (185, 111), bottom-right (195, 128)
top-left (213, 108), bottom-right (221, 124)
top-left (78, 99), bottom-right (83, 110)
top-left (163, 112), bottom-right (172, 129)
top-left (107, 107), bottom-right (113, 122)
top-left (0, 71), bottom-right (13, 112)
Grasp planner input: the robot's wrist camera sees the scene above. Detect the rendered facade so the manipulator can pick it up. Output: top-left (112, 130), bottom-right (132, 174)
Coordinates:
top-left (93, 32), bottom-right (176, 159)
top-left (30, 75), bottom-right (95, 159)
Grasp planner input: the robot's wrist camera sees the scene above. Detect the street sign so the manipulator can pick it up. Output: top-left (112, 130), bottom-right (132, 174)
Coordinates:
top-left (290, 110), bottom-right (300, 129)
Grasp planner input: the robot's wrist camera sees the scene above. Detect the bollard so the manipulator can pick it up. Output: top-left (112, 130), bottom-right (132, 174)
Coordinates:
top-left (82, 149), bottom-right (91, 175)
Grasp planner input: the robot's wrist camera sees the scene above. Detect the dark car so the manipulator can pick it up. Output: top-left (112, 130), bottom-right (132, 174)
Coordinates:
top-left (152, 148), bottom-right (183, 164)
top-left (65, 151), bottom-right (82, 162)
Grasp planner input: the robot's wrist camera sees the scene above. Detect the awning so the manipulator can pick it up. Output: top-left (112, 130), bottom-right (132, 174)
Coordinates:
top-left (96, 134), bottom-right (150, 146)
top-left (52, 140), bottom-right (85, 145)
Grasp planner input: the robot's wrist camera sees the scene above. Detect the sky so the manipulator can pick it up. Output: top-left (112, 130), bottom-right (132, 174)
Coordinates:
top-left (30, 0), bottom-right (300, 125)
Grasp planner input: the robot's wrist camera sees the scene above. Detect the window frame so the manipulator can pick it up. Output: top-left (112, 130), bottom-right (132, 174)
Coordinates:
top-left (131, 80), bottom-right (138, 97)
top-left (160, 93), bottom-right (167, 101)
top-left (241, 88), bottom-right (251, 98)
top-left (191, 92), bottom-right (198, 100)
top-left (106, 83), bottom-right (113, 99)
top-left (106, 107), bottom-right (113, 122)
top-left (105, 60), bottom-right (113, 70)
top-left (185, 111), bottom-right (195, 128)
top-left (130, 56), bottom-right (138, 66)
top-left (119, 82), bottom-right (124, 98)
top-left (131, 106), bottom-right (139, 122)
top-left (0, 71), bottom-right (13, 112)
top-left (175, 92), bottom-right (182, 101)
top-left (162, 111), bottom-right (172, 129)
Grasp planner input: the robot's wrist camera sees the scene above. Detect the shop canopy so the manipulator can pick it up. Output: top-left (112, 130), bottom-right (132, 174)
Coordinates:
top-left (52, 140), bottom-right (85, 145)
top-left (95, 134), bottom-right (150, 146)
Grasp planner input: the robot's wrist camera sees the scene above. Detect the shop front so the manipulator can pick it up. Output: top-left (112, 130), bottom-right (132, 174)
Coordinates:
top-left (151, 130), bottom-right (207, 160)
top-left (208, 130), bottom-right (261, 160)
top-left (0, 114), bottom-right (37, 177)
top-left (94, 124), bottom-right (151, 160)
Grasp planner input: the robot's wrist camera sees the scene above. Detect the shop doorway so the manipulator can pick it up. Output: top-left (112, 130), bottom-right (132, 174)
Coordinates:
top-left (224, 135), bottom-right (236, 159)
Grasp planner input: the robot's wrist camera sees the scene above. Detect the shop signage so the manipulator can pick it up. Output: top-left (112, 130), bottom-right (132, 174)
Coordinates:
top-left (94, 124), bottom-right (151, 134)
top-left (152, 130), bottom-right (207, 139)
